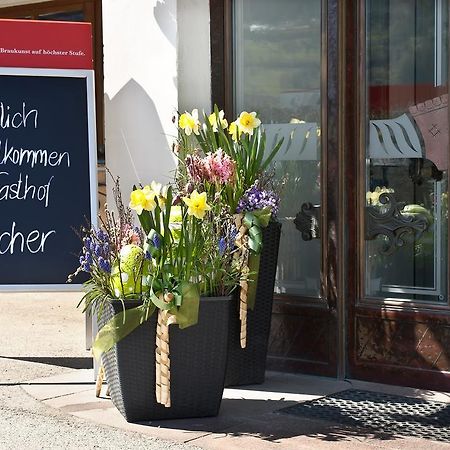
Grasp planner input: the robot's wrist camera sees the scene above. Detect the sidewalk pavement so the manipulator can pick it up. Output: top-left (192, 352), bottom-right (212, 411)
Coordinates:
top-left (2, 292), bottom-right (450, 449)
top-left (22, 369), bottom-right (450, 449)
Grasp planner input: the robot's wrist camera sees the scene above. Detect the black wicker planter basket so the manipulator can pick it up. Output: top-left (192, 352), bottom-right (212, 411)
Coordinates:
top-left (225, 220), bottom-right (281, 386)
top-left (99, 295), bottom-right (232, 423)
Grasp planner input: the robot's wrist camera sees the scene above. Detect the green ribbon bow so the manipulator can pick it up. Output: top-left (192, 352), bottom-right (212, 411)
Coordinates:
top-left (242, 208), bottom-right (272, 254)
top-left (91, 282), bottom-right (200, 361)
top-left (241, 208), bottom-right (272, 311)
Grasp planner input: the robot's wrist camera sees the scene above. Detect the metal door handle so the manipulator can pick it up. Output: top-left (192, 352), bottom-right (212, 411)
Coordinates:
top-left (294, 202), bottom-right (321, 240)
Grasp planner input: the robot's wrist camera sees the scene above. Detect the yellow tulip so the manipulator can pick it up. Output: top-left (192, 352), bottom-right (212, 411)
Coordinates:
top-left (179, 109), bottom-right (200, 136)
top-left (237, 111), bottom-right (261, 135)
top-left (183, 190), bottom-right (211, 220)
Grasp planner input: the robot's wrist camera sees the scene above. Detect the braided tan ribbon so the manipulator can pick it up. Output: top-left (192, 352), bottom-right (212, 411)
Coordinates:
top-left (95, 364), bottom-right (105, 397)
top-left (155, 293), bottom-right (177, 408)
top-left (234, 214), bottom-right (250, 349)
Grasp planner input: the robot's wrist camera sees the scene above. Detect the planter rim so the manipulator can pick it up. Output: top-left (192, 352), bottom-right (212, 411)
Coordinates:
top-left (106, 294), bottom-right (232, 306)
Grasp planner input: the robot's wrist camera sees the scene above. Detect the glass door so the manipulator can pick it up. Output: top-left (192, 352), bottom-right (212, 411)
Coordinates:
top-left (232, 0), bottom-right (339, 376)
top-left (234, 0), bottom-right (322, 298)
top-left (349, 0), bottom-right (450, 391)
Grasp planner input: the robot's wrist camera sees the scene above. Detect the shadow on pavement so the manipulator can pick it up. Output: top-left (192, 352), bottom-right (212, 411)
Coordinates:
top-left (0, 356), bottom-right (93, 369)
top-left (128, 398), bottom-right (402, 444)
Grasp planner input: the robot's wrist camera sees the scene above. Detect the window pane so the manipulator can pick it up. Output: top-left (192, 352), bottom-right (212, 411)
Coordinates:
top-left (365, 0), bottom-right (448, 302)
top-left (234, 0), bottom-right (322, 296)
top-left (38, 11), bottom-right (85, 22)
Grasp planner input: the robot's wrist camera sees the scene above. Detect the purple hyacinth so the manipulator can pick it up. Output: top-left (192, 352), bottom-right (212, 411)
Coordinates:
top-left (218, 237), bottom-right (227, 256)
top-left (79, 255), bottom-right (91, 273)
top-left (98, 256), bottom-right (111, 273)
top-left (94, 244), bottom-right (103, 258)
top-left (95, 229), bottom-right (109, 243)
top-left (152, 233), bottom-right (161, 249)
top-left (84, 251), bottom-right (93, 265)
top-left (228, 226), bottom-right (238, 249)
top-left (236, 182), bottom-right (280, 217)
top-left (83, 237), bottom-right (93, 253)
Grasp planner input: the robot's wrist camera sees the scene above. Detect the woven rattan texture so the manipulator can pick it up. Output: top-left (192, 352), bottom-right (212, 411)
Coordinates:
top-left (279, 389), bottom-right (450, 442)
top-left (100, 296), bottom-right (232, 423)
top-left (225, 221), bottom-right (281, 386)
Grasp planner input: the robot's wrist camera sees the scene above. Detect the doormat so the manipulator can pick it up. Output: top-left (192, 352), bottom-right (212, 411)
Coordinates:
top-left (278, 389), bottom-right (450, 442)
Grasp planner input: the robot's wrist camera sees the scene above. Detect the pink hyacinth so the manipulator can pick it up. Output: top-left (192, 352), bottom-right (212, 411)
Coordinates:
top-left (120, 224), bottom-right (141, 249)
top-left (204, 148), bottom-right (235, 184)
top-left (185, 153), bottom-right (208, 183)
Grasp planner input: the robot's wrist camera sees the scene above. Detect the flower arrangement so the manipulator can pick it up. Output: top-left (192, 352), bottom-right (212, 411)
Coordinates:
top-left (176, 106), bottom-right (283, 347)
top-left (71, 106), bottom-right (283, 409)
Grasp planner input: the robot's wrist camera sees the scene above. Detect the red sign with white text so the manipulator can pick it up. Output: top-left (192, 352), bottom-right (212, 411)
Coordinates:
top-left (0, 19), bottom-right (93, 70)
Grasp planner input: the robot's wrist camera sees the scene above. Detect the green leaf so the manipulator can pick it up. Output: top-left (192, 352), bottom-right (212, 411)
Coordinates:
top-left (261, 136), bottom-right (284, 171)
top-left (154, 203), bottom-right (161, 234)
top-left (163, 186), bottom-right (173, 231)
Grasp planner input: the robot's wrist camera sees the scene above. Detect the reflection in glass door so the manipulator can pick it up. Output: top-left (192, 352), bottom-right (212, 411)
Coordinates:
top-left (234, 0), bottom-right (322, 297)
top-left (364, 0), bottom-right (449, 303)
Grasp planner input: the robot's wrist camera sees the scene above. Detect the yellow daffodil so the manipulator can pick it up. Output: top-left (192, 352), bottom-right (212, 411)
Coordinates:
top-left (208, 110), bottom-right (228, 132)
top-left (129, 185), bottom-right (157, 215)
top-left (150, 181), bottom-right (162, 194)
top-left (183, 190), bottom-right (211, 220)
top-left (150, 181), bottom-right (168, 208)
top-left (237, 111), bottom-right (261, 135)
top-left (228, 121), bottom-right (242, 142)
top-left (179, 109), bottom-right (200, 136)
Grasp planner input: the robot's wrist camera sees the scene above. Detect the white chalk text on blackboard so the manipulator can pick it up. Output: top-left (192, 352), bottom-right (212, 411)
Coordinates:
top-left (0, 172), bottom-right (54, 207)
top-left (0, 102), bottom-right (38, 129)
top-left (0, 221), bottom-right (55, 255)
top-left (0, 139), bottom-right (70, 168)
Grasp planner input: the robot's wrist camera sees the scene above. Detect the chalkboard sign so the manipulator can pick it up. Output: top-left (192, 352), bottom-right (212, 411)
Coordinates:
top-left (0, 68), bottom-right (97, 289)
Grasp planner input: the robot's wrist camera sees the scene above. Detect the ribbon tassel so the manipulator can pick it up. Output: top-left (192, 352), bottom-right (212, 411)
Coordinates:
top-left (155, 293), bottom-right (177, 408)
top-left (234, 213), bottom-right (250, 348)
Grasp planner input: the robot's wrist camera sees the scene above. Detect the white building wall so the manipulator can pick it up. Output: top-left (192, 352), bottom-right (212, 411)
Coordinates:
top-left (103, 0), bottom-right (179, 202)
top-left (103, 0), bottom-right (212, 205)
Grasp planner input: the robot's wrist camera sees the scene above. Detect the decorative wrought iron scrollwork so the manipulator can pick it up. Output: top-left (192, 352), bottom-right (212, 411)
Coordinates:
top-left (294, 203), bottom-right (321, 241)
top-left (365, 192), bottom-right (430, 255)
